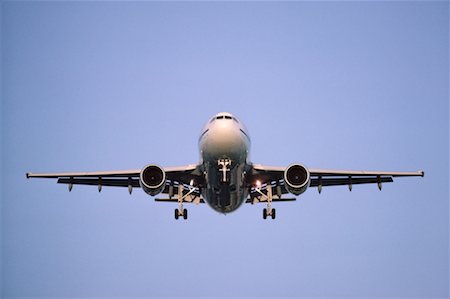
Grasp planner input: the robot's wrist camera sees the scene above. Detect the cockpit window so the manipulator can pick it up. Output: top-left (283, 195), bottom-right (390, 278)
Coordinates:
top-left (211, 115), bottom-right (236, 121)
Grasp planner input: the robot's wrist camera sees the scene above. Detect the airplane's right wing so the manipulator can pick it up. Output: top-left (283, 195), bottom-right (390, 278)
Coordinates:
top-left (26, 164), bottom-right (204, 199)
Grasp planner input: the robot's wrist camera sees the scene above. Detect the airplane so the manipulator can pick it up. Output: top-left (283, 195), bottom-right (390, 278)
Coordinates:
top-left (27, 112), bottom-right (424, 220)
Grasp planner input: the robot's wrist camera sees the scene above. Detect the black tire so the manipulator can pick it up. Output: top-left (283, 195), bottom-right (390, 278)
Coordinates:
top-left (271, 208), bottom-right (276, 220)
top-left (175, 209), bottom-right (179, 220)
top-left (263, 208), bottom-right (267, 219)
top-left (183, 209), bottom-right (188, 220)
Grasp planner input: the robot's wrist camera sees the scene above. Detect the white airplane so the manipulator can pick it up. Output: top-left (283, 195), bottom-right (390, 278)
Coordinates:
top-left (27, 112), bottom-right (424, 220)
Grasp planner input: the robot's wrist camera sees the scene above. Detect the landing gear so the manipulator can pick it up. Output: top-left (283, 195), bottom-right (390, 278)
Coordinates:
top-left (174, 182), bottom-right (191, 220)
top-left (218, 158), bottom-right (232, 183)
top-left (174, 208), bottom-right (188, 220)
top-left (263, 208), bottom-right (276, 220)
top-left (254, 184), bottom-right (277, 220)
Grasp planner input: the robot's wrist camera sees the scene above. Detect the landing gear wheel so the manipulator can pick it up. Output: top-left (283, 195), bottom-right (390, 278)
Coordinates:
top-left (271, 208), bottom-right (276, 219)
top-left (183, 209), bottom-right (188, 220)
top-left (174, 209), bottom-right (179, 220)
top-left (263, 208), bottom-right (267, 219)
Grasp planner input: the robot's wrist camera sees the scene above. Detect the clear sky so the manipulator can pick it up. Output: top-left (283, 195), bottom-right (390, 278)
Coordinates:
top-left (1, 1), bottom-right (449, 298)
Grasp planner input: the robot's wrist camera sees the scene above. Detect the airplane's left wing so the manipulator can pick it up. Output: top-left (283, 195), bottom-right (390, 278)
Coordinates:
top-left (248, 164), bottom-right (423, 219)
top-left (249, 164), bottom-right (424, 196)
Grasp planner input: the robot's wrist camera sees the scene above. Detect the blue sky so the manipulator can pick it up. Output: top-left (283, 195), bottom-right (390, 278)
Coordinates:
top-left (1, 1), bottom-right (449, 298)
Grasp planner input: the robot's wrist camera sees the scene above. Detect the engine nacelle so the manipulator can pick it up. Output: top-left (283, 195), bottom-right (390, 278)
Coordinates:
top-left (140, 164), bottom-right (166, 196)
top-left (284, 164), bottom-right (310, 195)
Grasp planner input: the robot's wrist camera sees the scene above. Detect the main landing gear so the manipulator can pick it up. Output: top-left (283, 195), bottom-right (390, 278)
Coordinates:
top-left (175, 208), bottom-right (188, 220)
top-left (255, 183), bottom-right (277, 220)
top-left (263, 207), bottom-right (276, 219)
top-left (174, 179), bottom-right (197, 220)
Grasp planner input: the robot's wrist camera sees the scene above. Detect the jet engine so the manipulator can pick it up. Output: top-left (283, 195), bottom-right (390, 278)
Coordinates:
top-left (284, 164), bottom-right (310, 195)
top-left (140, 164), bottom-right (166, 196)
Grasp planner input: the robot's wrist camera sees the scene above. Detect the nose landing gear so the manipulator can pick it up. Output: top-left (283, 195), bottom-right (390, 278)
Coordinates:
top-left (218, 158), bottom-right (232, 183)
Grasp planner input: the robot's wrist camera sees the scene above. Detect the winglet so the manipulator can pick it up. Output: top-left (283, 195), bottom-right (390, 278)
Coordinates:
top-left (420, 170), bottom-right (425, 177)
top-left (26, 172), bottom-right (30, 179)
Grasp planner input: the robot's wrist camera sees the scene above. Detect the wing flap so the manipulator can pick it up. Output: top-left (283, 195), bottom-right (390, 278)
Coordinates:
top-left (309, 169), bottom-right (424, 177)
top-left (155, 197), bottom-right (205, 203)
top-left (245, 197), bottom-right (296, 203)
top-left (57, 178), bottom-right (140, 187)
top-left (28, 164), bottom-right (202, 196)
top-left (250, 163), bottom-right (422, 191)
top-left (310, 176), bottom-right (393, 187)
top-left (27, 170), bottom-right (140, 178)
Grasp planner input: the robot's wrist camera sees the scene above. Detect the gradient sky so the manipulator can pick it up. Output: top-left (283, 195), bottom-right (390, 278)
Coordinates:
top-left (1, 1), bottom-right (449, 298)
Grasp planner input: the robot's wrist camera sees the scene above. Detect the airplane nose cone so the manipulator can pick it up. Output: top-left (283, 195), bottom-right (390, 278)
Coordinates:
top-left (213, 121), bottom-right (236, 143)
top-left (203, 121), bottom-right (247, 162)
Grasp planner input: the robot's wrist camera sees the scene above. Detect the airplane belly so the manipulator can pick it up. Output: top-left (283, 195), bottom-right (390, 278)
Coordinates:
top-left (202, 164), bottom-right (248, 213)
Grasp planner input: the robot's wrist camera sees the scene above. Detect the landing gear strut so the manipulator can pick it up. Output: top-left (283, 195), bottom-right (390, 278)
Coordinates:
top-left (263, 208), bottom-right (276, 220)
top-left (255, 184), bottom-right (276, 220)
top-left (174, 208), bottom-right (187, 220)
top-left (218, 158), bottom-right (232, 183)
top-left (174, 181), bottom-right (197, 220)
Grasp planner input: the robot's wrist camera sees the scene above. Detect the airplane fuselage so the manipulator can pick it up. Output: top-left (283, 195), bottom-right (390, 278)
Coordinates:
top-left (198, 112), bottom-right (251, 213)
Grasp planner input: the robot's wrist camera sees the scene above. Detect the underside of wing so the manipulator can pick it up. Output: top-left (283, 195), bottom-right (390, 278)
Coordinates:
top-left (308, 168), bottom-right (424, 178)
top-left (26, 169), bottom-right (141, 178)
top-left (26, 164), bottom-right (203, 200)
top-left (57, 177), bottom-right (140, 188)
top-left (249, 164), bottom-right (424, 197)
top-left (27, 169), bottom-right (141, 193)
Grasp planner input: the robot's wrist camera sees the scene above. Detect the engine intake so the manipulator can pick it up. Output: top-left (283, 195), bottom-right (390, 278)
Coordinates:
top-left (284, 164), bottom-right (310, 195)
top-left (140, 164), bottom-right (166, 196)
